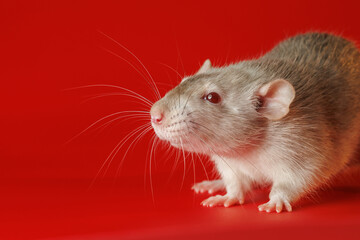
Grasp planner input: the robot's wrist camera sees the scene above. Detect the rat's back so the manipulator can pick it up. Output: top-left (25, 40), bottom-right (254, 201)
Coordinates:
top-left (257, 33), bottom-right (360, 131)
top-left (259, 33), bottom-right (360, 126)
top-left (263, 32), bottom-right (360, 75)
top-left (261, 33), bottom-right (360, 172)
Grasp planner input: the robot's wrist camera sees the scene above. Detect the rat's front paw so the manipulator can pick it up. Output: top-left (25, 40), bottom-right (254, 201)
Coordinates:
top-left (258, 197), bottom-right (292, 213)
top-left (192, 180), bottom-right (225, 194)
top-left (201, 194), bottom-right (244, 208)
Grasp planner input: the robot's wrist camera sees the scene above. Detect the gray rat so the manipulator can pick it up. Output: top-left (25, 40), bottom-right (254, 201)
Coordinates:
top-left (150, 32), bottom-right (360, 213)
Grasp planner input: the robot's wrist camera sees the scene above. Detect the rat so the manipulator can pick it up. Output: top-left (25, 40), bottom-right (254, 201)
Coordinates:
top-left (150, 32), bottom-right (360, 213)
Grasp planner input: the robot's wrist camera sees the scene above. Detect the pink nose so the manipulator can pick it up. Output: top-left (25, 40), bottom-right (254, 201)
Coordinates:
top-left (151, 110), bottom-right (163, 124)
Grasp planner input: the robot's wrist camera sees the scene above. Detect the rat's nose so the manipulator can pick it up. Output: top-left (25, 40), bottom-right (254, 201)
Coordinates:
top-left (150, 108), bottom-right (164, 125)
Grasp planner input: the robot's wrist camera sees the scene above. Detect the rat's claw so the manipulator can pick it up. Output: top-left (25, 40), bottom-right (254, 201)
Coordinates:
top-left (201, 194), bottom-right (243, 208)
top-left (192, 180), bottom-right (225, 195)
top-left (258, 198), bottom-right (292, 213)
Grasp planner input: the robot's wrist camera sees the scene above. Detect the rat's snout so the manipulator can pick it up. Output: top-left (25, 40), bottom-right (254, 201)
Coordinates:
top-left (151, 109), bottom-right (163, 124)
top-left (150, 102), bottom-right (165, 125)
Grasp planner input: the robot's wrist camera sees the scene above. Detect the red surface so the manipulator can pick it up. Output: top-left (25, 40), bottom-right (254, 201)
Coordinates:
top-left (1, 0), bottom-right (360, 239)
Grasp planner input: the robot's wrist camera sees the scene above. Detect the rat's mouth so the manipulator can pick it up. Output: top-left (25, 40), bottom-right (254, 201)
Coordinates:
top-left (152, 126), bottom-right (194, 149)
top-left (152, 125), bottom-right (209, 153)
top-left (151, 117), bottom-right (206, 152)
top-left (152, 120), bottom-right (190, 142)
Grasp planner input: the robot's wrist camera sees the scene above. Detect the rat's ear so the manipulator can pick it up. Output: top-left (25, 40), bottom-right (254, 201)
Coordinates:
top-left (256, 79), bottom-right (295, 120)
top-left (197, 59), bottom-right (212, 74)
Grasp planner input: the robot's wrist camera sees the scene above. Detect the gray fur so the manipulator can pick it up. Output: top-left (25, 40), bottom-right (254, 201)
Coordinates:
top-left (151, 32), bottom-right (360, 211)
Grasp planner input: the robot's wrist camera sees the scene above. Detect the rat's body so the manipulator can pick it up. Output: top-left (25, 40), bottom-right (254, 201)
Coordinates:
top-left (150, 33), bottom-right (360, 212)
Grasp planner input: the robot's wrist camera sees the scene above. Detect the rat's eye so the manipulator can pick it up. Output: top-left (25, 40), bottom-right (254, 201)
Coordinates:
top-left (203, 92), bottom-right (221, 104)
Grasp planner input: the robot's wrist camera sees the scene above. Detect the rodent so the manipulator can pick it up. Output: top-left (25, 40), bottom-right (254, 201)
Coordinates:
top-left (150, 32), bottom-right (360, 213)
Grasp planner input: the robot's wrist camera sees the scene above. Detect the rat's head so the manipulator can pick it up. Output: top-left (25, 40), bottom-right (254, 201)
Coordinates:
top-left (150, 60), bottom-right (295, 156)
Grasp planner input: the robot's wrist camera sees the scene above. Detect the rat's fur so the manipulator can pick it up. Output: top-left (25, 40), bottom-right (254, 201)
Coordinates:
top-left (151, 33), bottom-right (360, 212)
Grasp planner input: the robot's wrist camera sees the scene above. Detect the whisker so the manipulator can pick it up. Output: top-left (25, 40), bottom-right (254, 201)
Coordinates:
top-left (181, 87), bottom-right (197, 115)
top-left (88, 123), bottom-right (151, 190)
top-left (98, 30), bottom-right (161, 100)
top-left (144, 133), bottom-right (155, 195)
top-left (166, 142), bottom-right (181, 185)
top-left (115, 125), bottom-right (153, 177)
top-left (150, 136), bottom-right (160, 171)
top-left (196, 152), bottom-right (210, 181)
top-left (174, 37), bottom-right (185, 77)
top-left (82, 92), bottom-right (153, 108)
top-left (179, 137), bottom-right (186, 191)
top-left (190, 150), bottom-right (196, 196)
top-left (103, 123), bottom-right (152, 176)
top-left (158, 62), bottom-right (183, 80)
top-left (65, 110), bottom-right (149, 144)
top-left (100, 47), bottom-right (160, 101)
top-left (190, 151), bottom-right (199, 206)
top-left (154, 137), bottom-right (162, 170)
top-left (96, 114), bottom-right (149, 132)
top-left (177, 87), bottom-right (181, 110)
top-left (149, 134), bottom-right (157, 205)
top-left (65, 84), bottom-right (154, 107)
top-left (163, 140), bottom-right (175, 160)
top-left (189, 121), bottom-right (218, 138)
top-left (101, 47), bottom-right (149, 82)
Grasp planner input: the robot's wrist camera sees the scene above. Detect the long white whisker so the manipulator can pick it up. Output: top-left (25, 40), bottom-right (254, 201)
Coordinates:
top-left (115, 126), bottom-right (153, 177)
top-left (100, 47), bottom-right (160, 101)
top-left (153, 137), bottom-right (162, 170)
top-left (197, 153), bottom-right (210, 181)
top-left (149, 134), bottom-right (157, 205)
top-left (65, 84), bottom-right (154, 107)
top-left (98, 30), bottom-right (161, 100)
top-left (191, 152), bottom-right (196, 194)
top-left (158, 62), bottom-right (183, 80)
top-left (165, 143), bottom-right (181, 186)
top-left (65, 111), bottom-right (149, 144)
top-left (96, 114), bottom-right (149, 132)
top-left (181, 88), bottom-right (197, 115)
top-left (103, 123), bottom-right (152, 176)
top-left (179, 138), bottom-right (186, 191)
top-left (88, 123), bottom-right (150, 190)
top-left (101, 47), bottom-right (149, 82)
top-left (83, 92), bottom-right (153, 108)
top-left (174, 37), bottom-right (185, 76)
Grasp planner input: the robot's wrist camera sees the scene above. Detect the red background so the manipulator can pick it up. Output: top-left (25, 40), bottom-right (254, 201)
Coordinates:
top-left (1, 0), bottom-right (360, 239)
